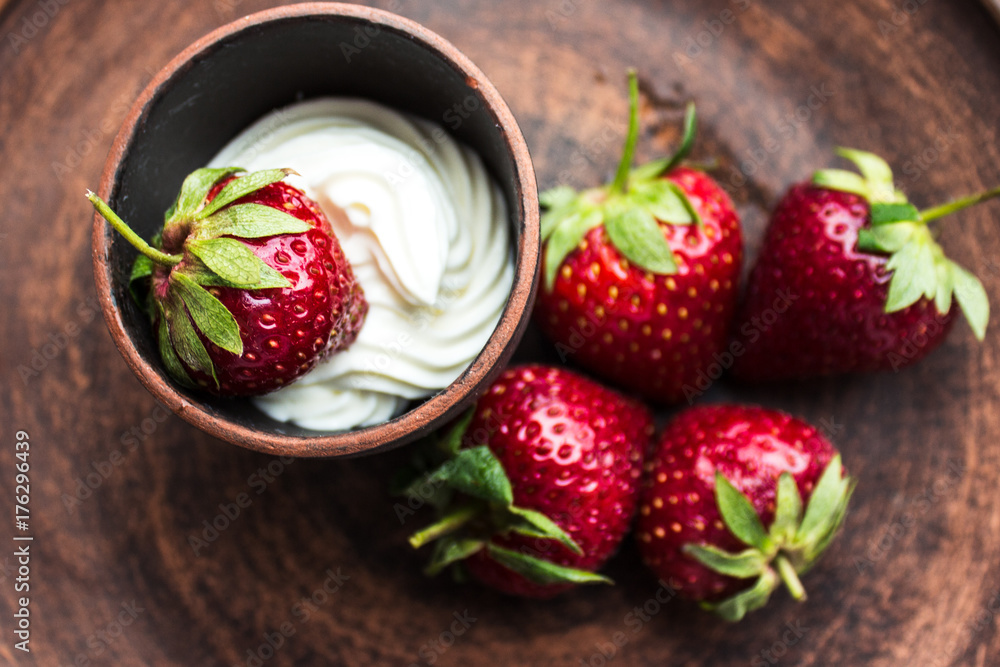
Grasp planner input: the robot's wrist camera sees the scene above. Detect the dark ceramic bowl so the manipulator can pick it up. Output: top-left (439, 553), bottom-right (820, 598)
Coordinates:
top-left (91, 3), bottom-right (539, 458)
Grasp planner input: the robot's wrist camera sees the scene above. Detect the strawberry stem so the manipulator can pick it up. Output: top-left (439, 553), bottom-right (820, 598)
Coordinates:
top-left (920, 185), bottom-right (1000, 223)
top-left (408, 504), bottom-right (479, 549)
top-left (610, 69), bottom-right (640, 195)
top-left (774, 554), bottom-right (806, 601)
top-left (87, 191), bottom-right (182, 266)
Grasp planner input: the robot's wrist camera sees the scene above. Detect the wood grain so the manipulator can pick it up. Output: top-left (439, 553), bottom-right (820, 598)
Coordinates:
top-left (1, 1), bottom-right (999, 666)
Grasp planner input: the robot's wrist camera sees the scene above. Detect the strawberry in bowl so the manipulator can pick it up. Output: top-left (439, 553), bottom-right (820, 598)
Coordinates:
top-left (88, 167), bottom-right (367, 396)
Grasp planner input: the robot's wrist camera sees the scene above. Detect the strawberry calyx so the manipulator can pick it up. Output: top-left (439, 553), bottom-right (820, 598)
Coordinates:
top-left (682, 456), bottom-right (855, 622)
top-left (539, 70), bottom-right (703, 290)
top-left (394, 409), bottom-right (613, 587)
top-left (87, 167), bottom-right (311, 389)
top-left (813, 148), bottom-right (998, 340)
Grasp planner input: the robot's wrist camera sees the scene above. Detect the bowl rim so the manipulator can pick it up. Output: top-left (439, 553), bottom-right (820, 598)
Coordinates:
top-left (91, 1), bottom-right (539, 458)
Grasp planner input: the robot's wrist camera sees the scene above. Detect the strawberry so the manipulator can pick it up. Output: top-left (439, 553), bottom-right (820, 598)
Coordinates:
top-left (732, 149), bottom-right (999, 381)
top-left (396, 364), bottom-right (652, 598)
top-left (535, 70), bottom-right (742, 404)
top-left (636, 405), bottom-right (854, 621)
top-left (88, 167), bottom-right (367, 396)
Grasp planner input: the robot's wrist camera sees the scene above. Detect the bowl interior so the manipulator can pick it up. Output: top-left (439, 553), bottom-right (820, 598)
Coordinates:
top-left (98, 6), bottom-right (536, 457)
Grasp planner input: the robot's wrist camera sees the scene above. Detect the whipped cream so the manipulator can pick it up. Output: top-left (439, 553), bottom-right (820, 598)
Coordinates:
top-left (208, 98), bottom-right (514, 431)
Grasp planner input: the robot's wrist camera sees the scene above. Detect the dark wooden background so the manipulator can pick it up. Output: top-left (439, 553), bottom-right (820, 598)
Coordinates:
top-left (2, 0), bottom-right (1000, 665)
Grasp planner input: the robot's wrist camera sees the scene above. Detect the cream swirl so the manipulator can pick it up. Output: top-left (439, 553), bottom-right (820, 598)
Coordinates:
top-left (208, 98), bottom-right (514, 431)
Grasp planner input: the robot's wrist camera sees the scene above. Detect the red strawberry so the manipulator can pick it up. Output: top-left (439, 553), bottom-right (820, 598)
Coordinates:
top-left (397, 364), bottom-right (652, 598)
top-left (88, 167), bottom-right (367, 396)
top-left (636, 405), bottom-right (853, 621)
top-left (732, 149), bottom-right (999, 381)
top-left (535, 70), bottom-right (742, 404)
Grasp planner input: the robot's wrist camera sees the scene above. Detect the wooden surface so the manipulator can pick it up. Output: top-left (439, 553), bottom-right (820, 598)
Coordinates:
top-left (2, 1), bottom-right (1000, 665)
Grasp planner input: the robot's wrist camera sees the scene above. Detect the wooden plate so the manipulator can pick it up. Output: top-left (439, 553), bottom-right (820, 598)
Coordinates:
top-left (1, 1), bottom-right (998, 665)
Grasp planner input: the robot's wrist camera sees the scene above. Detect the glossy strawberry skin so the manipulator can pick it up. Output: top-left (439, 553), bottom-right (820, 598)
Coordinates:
top-left (536, 167), bottom-right (742, 404)
top-left (152, 180), bottom-right (366, 396)
top-left (732, 183), bottom-right (955, 382)
top-left (636, 405), bottom-right (836, 602)
top-left (461, 364), bottom-right (652, 598)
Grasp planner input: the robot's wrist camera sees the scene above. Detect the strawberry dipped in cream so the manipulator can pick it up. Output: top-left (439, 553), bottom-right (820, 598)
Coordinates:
top-left (208, 98), bottom-right (514, 431)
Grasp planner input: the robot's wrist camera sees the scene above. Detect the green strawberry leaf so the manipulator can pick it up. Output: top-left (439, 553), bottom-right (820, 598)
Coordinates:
top-left (162, 291), bottom-right (217, 387)
top-left (187, 238), bottom-right (292, 290)
top-left (856, 222), bottom-right (915, 254)
top-left (802, 478), bottom-right (855, 565)
top-left (197, 168), bottom-right (295, 220)
top-left (796, 456), bottom-right (849, 547)
top-left (632, 180), bottom-right (693, 224)
top-left (951, 261), bottom-right (990, 341)
top-left (604, 205), bottom-right (677, 275)
top-left (504, 506), bottom-right (583, 556)
top-left (196, 203), bottom-right (311, 240)
top-left (704, 568), bottom-right (779, 622)
top-left (714, 471), bottom-right (774, 553)
top-left (438, 407), bottom-right (476, 457)
top-left (935, 259), bottom-right (955, 316)
top-left (166, 167), bottom-right (244, 224)
top-left (485, 543), bottom-right (612, 586)
top-left (769, 473), bottom-right (803, 544)
top-left (834, 148), bottom-right (906, 203)
top-left (812, 169), bottom-right (871, 199)
top-left (427, 446), bottom-right (514, 506)
top-left (425, 537), bottom-right (486, 576)
top-left (543, 208), bottom-right (603, 290)
top-left (129, 255), bottom-right (154, 307)
top-left (870, 202), bottom-right (920, 226)
top-left (682, 543), bottom-right (768, 579)
top-left (155, 303), bottom-right (194, 388)
top-left (629, 102), bottom-right (698, 181)
top-left (539, 185), bottom-right (578, 211)
top-left (884, 233), bottom-right (937, 312)
top-left (836, 148), bottom-right (893, 190)
top-left (170, 272), bottom-right (243, 356)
